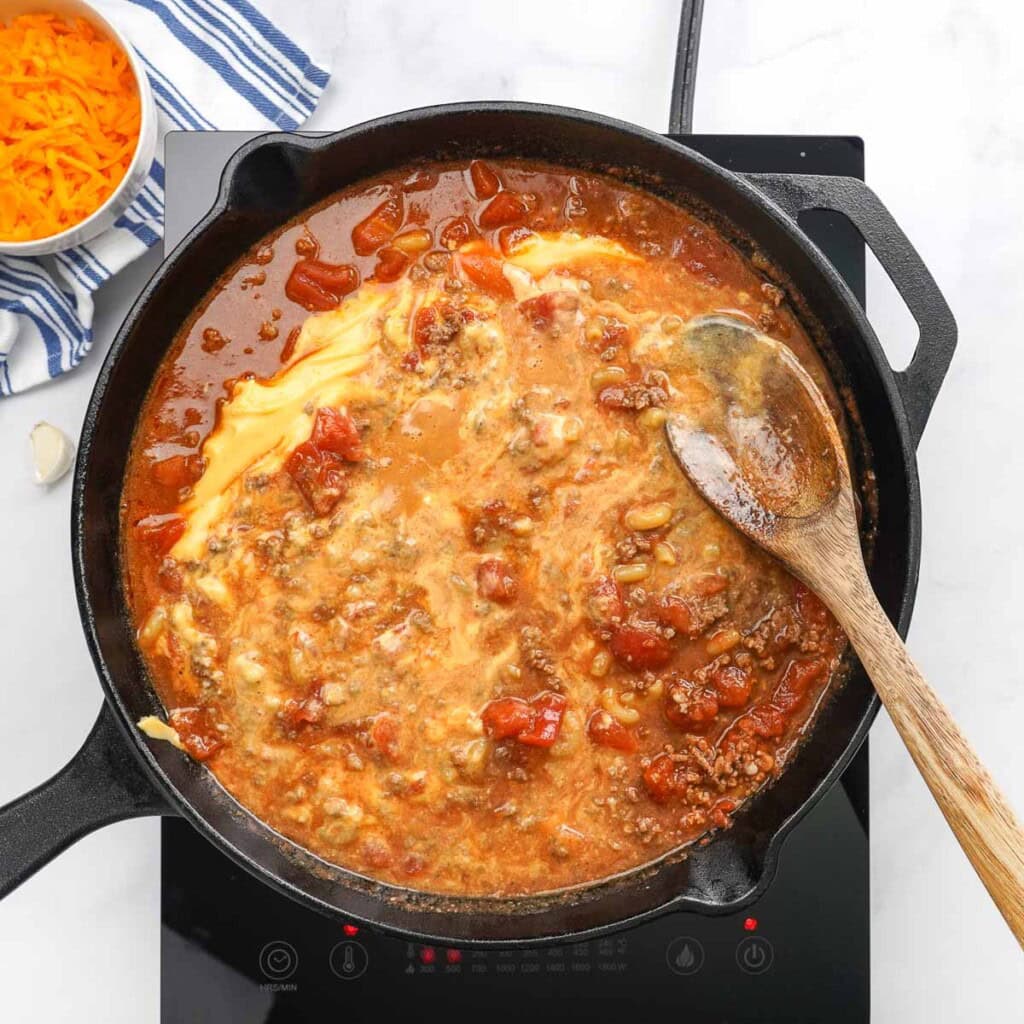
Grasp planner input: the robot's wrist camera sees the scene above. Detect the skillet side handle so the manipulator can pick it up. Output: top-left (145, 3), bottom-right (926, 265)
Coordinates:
top-left (744, 173), bottom-right (958, 449)
top-left (0, 702), bottom-right (175, 900)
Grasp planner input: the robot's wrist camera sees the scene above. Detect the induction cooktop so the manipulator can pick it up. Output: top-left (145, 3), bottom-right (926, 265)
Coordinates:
top-left (161, 130), bottom-right (870, 1024)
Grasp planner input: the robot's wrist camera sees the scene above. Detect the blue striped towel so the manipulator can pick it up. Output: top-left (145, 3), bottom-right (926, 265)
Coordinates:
top-left (0, 0), bottom-right (330, 397)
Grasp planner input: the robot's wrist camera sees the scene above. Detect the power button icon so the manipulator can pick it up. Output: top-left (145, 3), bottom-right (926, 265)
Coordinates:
top-left (736, 936), bottom-right (774, 975)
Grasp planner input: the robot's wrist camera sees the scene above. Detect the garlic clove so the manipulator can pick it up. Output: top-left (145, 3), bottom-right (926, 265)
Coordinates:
top-left (30, 421), bottom-right (75, 485)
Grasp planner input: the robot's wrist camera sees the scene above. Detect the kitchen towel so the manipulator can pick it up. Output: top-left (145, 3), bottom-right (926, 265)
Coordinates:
top-left (0, 0), bottom-right (330, 396)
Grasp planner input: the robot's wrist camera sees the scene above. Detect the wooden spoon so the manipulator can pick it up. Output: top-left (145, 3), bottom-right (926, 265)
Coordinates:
top-left (664, 315), bottom-right (1024, 947)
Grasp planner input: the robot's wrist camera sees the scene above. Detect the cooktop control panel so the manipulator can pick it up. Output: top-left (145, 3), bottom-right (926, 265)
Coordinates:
top-left (163, 730), bottom-right (865, 1022)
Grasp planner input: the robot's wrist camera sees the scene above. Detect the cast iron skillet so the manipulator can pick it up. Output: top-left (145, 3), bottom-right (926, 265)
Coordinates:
top-left (0, 99), bottom-right (955, 942)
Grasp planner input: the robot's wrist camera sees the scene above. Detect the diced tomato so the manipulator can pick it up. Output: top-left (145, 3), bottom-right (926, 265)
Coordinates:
top-left (477, 557), bottom-right (518, 604)
top-left (286, 409), bottom-right (364, 516)
top-left (413, 302), bottom-right (468, 350)
top-left (693, 572), bottom-right (728, 597)
top-left (456, 248), bottom-right (513, 299)
top-left (374, 246), bottom-right (409, 282)
top-left (401, 349), bottom-right (421, 372)
top-left (740, 704), bottom-right (786, 739)
top-left (517, 291), bottom-right (579, 333)
top-left (295, 231), bottom-right (319, 258)
top-left (610, 620), bottom-right (674, 670)
top-left (643, 752), bottom-right (684, 803)
top-left (402, 169), bottom-right (437, 193)
top-left (352, 196), bottom-right (404, 255)
top-left (481, 691), bottom-right (567, 748)
top-left (439, 215), bottom-right (477, 250)
top-left (310, 407), bottom-right (363, 462)
top-left (657, 593), bottom-right (695, 636)
top-left (136, 513), bottom-right (185, 554)
top-left (587, 575), bottom-right (624, 626)
top-left (285, 442), bottom-right (348, 517)
top-left (169, 707), bottom-right (224, 761)
top-left (465, 498), bottom-right (516, 547)
top-left (516, 691), bottom-right (567, 748)
top-left (478, 191), bottom-right (532, 229)
top-left (665, 679), bottom-right (719, 733)
top-left (151, 453), bottom-right (204, 491)
top-left (582, 317), bottom-right (631, 353)
top-left (586, 710), bottom-right (638, 752)
top-left (518, 292), bottom-right (558, 329)
top-left (498, 224), bottom-right (533, 256)
top-left (285, 258), bottom-right (359, 311)
top-left (468, 159), bottom-right (501, 199)
top-left (481, 697), bottom-right (534, 740)
top-left (710, 797), bottom-right (737, 829)
top-left (771, 657), bottom-right (827, 714)
top-left (156, 559), bottom-right (183, 595)
top-left (403, 853), bottom-right (427, 876)
top-left (370, 712), bottom-right (401, 761)
top-left (280, 693), bottom-right (325, 735)
top-left (794, 581), bottom-right (833, 629)
top-left (711, 664), bottom-right (753, 708)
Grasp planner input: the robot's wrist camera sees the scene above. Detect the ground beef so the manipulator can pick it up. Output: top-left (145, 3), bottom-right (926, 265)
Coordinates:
top-left (519, 626), bottom-right (558, 680)
top-left (615, 531), bottom-right (654, 561)
top-left (598, 375), bottom-right (668, 411)
top-left (741, 604), bottom-right (825, 657)
top-left (689, 593), bottom-right (728, 634)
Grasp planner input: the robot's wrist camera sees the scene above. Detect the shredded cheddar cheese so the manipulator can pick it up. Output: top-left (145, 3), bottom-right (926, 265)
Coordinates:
top-left (0, 13), bottom-right (141, 242)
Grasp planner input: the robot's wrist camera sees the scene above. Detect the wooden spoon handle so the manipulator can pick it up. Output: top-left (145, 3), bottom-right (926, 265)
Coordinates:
top-left (835, 581), bottom-right (1024, 947)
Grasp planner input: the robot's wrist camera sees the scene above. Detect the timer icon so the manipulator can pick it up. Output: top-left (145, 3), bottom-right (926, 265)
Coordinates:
top-left (258, 941), bottom-right (298, 981)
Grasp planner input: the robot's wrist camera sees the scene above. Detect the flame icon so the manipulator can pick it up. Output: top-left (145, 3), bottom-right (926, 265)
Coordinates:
top-left (666, 937), bottom-right (704, 975)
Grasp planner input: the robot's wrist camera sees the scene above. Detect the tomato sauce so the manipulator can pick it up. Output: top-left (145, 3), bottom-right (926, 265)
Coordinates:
top-left (123, 159), bottom-right (850, 896)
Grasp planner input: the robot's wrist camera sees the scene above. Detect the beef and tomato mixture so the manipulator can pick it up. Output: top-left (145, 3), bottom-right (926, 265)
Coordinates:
top-left (123, 159), bottom-right (849, 896)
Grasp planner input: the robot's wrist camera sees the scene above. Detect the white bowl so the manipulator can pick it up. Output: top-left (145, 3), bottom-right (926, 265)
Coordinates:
top-left (0, 0), bottom-right (158, 256)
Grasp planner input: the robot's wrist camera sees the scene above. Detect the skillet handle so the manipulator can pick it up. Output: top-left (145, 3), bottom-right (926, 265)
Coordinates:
top-left (744, 173), bottom-right (957, 449)
top-left (0, 702), bottom-right (175, 899)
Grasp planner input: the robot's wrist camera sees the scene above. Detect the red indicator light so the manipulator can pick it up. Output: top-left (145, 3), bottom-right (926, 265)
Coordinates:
top-left (343, 924), bottom-right (359, 937)
top-left (743, 917), bottom-right (758, 932)
top-left (420, 946), bottom-right (436, 965)
top-left (446, 948), bottom-right (462, 964)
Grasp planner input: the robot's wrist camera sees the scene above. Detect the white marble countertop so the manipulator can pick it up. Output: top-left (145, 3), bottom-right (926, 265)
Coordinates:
top-left (1, 1), bottom-right (1022, 1020)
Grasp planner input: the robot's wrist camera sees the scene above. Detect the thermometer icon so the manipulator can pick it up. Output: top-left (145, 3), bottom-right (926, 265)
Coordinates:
top-left (330, 940), bottom-right (369, 980)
